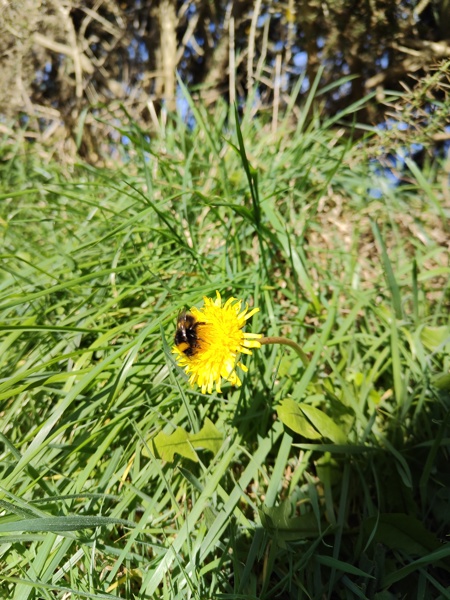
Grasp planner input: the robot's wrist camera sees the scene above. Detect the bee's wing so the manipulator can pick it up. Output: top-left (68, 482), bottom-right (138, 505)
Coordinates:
top-left (176, 309), bottom-right (187, 326)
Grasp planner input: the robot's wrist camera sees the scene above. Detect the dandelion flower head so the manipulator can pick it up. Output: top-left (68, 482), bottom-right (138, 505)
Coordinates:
top-left (172, 291), bottom-right (262, 394)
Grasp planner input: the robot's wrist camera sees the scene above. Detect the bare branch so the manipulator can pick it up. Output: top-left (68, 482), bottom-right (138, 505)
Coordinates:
top-left (33, 33), bottom-right (94, 74)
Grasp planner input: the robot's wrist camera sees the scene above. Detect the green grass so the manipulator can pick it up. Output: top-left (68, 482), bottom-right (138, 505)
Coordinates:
top-left (1, 94), bottom-right (449, 600)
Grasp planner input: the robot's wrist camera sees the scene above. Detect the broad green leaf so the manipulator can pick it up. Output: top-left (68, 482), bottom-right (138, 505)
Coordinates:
top-left (363, 513), bottom-right (450, 568)
top-left (420, 326), bottom-right (450, 352)
top-left (152, 427), bottom-right (198, 462)
top-left (299, 404), bottom-right (347, 444)
top-left (150, 418), bottom-right (223, 462)
top-left (277, 398), bottom-right (322, 439)
top-left (259, 500), bottom-right (320, 541)
top-left (190, 418), bottom-right (223, 456)
top-left (278, 398), bottom-right (347, 444)
top-left (432, 372), bottom-right (450, 390)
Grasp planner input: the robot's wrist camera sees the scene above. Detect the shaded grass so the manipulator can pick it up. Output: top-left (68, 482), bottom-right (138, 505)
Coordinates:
top-left (0, 92), bottom-right (449, 600)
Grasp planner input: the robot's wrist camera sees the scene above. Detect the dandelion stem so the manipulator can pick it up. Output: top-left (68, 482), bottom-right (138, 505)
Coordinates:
top-left (259, 336), bottom-right (309, 366)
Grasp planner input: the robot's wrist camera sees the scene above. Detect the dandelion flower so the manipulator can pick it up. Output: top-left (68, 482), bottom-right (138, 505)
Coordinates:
top-left (172, 291), bottom-right (262, 394)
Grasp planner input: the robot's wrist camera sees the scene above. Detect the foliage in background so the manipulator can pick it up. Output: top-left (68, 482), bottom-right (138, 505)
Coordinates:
top-left (0, 77), bottom-right (449, 599)
top-left (1, 0), bottom-right (450, 160)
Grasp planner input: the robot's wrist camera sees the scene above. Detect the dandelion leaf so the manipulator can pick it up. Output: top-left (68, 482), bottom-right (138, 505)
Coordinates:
top-left (151, 418), bottom-right (222, 462)
top-left (153, 427), bottom-right (198, 462)
top-left (363, 513), bottom-right (450, 571)
top-left (433, 372), bottom-right (450, 390)
top-left (190, 417), bottom-right (223, 456)
top-left (259, 500), bottom-right (320, 544)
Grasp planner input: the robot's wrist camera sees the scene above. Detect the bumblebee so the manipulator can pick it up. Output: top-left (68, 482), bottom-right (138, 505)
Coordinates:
top-left (174, 310), bottom-right (205, 357)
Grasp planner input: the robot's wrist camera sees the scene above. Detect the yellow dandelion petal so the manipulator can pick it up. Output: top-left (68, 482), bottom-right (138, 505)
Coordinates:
top-left (172, 291), bottom-right (262, 394)
top-left (243, 307), bottom-right (259, 320)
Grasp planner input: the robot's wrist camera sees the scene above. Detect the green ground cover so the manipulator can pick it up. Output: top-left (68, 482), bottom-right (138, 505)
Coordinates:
top-left (1, 94), bottom-right (449, 599)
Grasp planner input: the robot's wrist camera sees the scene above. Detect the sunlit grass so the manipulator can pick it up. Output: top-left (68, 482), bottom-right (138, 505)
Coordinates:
top-left (1, 92), bottom-right (449, 599)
